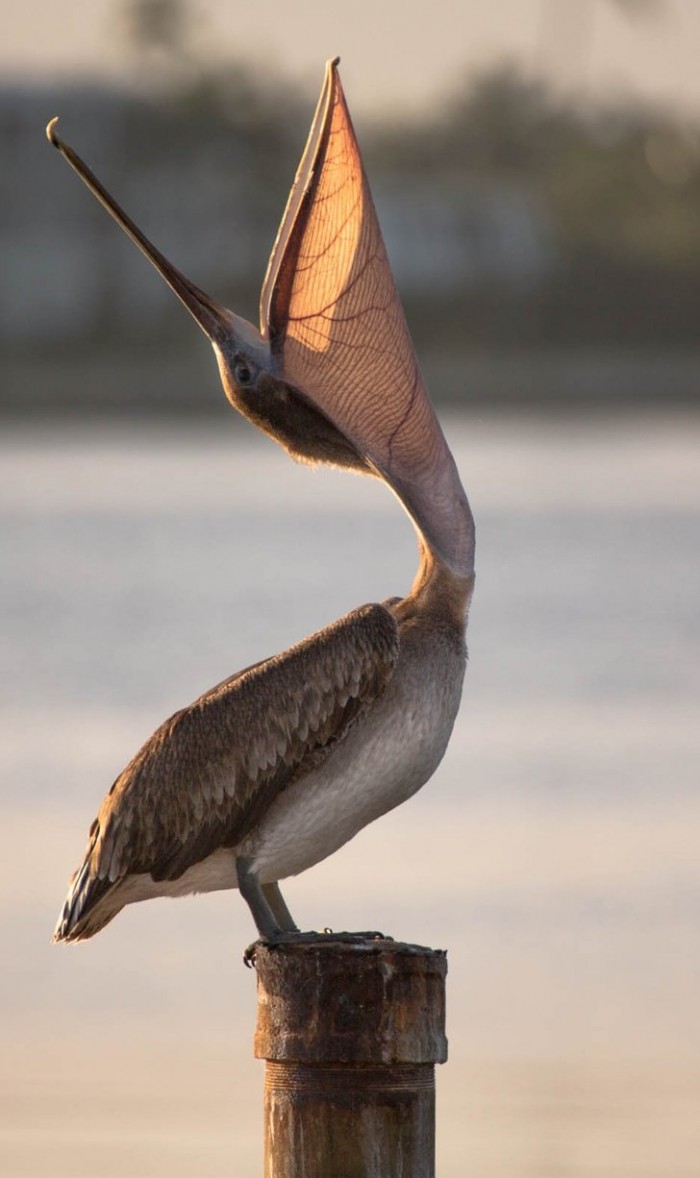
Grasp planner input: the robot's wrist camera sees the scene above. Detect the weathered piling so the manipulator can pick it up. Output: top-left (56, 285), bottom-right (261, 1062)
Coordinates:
top-left (253, 937), bottom-right (447, 1178)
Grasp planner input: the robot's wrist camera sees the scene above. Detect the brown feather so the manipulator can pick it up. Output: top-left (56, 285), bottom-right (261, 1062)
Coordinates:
top-left (57, 603), bottom-right (398, 937)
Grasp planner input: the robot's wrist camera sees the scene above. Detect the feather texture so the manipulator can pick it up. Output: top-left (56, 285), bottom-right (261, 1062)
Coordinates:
top-left (54, 603), bottom-right (399, 942)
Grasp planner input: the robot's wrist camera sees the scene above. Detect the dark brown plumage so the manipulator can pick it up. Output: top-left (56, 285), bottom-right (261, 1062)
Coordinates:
top-left (56, 605), bottom-right (399, 941)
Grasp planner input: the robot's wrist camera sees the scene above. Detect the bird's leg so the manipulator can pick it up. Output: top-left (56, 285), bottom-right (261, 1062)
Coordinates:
top-left (238, 858), bottom-right (391, 968)
top-left (236, 856), bottom-right (282, 940)
top-left (238, 858), bottom-right (306, 965)
top-left (262, 882), bottom-right (299, 933)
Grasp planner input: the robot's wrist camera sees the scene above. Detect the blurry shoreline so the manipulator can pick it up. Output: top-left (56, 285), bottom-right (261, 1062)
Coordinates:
top-left (7, 62), bottom-right (700, 426)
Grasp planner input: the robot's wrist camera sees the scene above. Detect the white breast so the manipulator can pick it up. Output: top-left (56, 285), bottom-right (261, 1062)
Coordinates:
top-left (242, 630), bottom-right (466, 883)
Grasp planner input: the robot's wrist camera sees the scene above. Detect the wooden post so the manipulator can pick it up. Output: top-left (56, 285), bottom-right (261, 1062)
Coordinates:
top-left (253, 937), bottom-right (447, 1178)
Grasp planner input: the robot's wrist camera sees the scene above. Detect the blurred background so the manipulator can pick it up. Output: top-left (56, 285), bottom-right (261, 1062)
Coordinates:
top-left (2, 1), bottom-right (699, 1175)
top-left (4, 0), bottom-right (700, 412)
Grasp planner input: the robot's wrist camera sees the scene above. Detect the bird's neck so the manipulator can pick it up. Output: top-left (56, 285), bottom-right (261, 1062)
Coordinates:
top-left (398, 545), bottom-right (475, 634)
top-left (391, 440), bottom-right (475, 583)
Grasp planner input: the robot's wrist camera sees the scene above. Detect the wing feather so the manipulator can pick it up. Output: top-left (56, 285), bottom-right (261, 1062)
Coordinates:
top-left (54, 603), bottom-right (399, 940)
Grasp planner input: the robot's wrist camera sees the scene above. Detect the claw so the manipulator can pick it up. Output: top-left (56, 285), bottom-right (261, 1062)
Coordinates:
top-left (243, 940), bottom-right (259, 968)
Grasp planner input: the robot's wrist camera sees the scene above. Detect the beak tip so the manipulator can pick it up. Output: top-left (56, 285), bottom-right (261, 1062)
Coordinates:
top-left (46, 117), bottom-right (60, 147)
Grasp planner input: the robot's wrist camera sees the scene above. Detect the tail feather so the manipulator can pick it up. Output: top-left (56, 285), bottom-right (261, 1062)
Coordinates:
top-left (53, 859), bottom-right (123, 943)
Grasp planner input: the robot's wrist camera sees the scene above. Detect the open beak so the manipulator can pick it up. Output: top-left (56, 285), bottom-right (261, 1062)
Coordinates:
top-left (47, 60), bottom-right (474, 578)
top-left (46, 117), bottom-right (231, 346)
top-left (260, 60), bottom-right (474, 577)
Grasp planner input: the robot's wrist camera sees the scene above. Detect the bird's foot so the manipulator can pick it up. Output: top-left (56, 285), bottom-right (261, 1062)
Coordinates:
top-left (321, 929), bottom-right (392, 943)
top-left (243, 928), bottom-right (392, 967)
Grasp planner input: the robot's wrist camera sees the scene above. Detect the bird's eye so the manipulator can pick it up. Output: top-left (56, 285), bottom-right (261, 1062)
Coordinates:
top-left (234, 359), bottom-right (253, 386)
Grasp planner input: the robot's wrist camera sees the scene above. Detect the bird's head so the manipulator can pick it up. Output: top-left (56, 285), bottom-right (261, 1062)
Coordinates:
top-left (47, 60), bottom-right (473, 578)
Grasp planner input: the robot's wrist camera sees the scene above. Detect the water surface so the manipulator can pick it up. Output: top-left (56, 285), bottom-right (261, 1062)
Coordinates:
top-left (1, 413), bottom-right (699, 1176)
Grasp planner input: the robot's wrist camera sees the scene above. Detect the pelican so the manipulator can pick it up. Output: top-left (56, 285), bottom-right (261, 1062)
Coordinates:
top-left (49, 59), bottom-right (475, 948)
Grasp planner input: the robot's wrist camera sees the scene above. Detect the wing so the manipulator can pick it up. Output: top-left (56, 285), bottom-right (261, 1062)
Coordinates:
top-left (54, 603), bottom-right (399, 940)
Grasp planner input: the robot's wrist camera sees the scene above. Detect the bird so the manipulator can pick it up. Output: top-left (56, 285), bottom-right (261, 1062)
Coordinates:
top-left (48, 58), bottom-right (475, 949)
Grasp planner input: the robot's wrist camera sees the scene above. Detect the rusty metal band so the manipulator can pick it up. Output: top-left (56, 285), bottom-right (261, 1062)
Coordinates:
top-left (264, 1061), bottom-right (435, 1095)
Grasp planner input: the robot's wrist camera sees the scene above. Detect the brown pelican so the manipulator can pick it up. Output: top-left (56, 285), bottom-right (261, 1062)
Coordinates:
top-left (49, 59), bottom-right (475, 948)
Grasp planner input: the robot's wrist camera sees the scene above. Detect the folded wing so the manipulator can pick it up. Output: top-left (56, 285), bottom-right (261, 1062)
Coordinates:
top-left (54, 602), bottom-right (399, 941)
